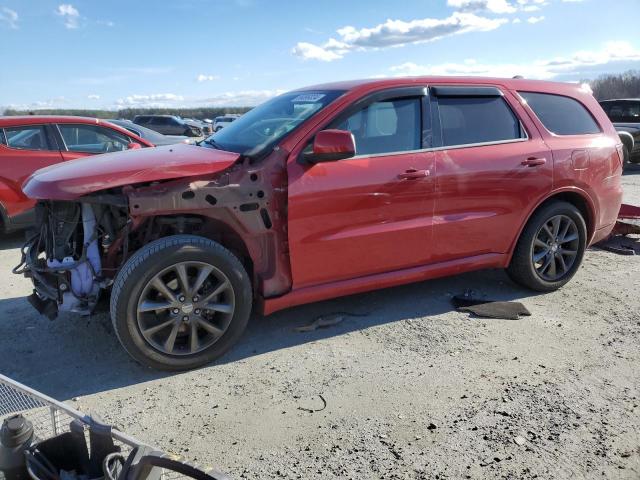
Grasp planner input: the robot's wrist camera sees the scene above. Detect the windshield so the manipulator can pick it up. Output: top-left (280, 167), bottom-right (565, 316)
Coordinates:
top-left (203, 90), bottom-right (344, 156)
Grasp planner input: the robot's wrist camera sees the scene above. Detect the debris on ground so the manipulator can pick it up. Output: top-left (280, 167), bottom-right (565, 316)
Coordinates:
top-left (297, 394), bottom-right (327, 413)
top-left (452, 294), bottom-right (531, 320)
top-left (294, 312), bottom-right (368, 332)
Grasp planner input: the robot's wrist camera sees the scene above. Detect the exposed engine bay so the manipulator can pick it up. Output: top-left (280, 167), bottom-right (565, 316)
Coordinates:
top-left (14, 199), bottom-right (130, 318)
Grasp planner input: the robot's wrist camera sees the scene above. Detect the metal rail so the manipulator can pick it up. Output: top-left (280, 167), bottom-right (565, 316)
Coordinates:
top-left (0, 372), bottom-right (150, 449)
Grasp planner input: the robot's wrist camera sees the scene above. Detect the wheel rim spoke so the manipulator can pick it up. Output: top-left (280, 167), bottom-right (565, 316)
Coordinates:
top-left (206, 303), bottom-right (233, 314)
top-left (142, 318), bottom-right (176, 336)
top-left (190, 321), bottom-right (200, 353)
top-left (556, 252), bottom-right (567, 273)
top-left (200, 280), bottom-right (230, 304)
top-left (560, 248), bottom-right (577, 257)
top-left (533, 248), bottom-right (549, 262)
top-left (196, 318), bottom-right (224, 337)
top-left (163, 321), bottom-right (181, 353)
top-left (139, 300), bottom-right (174, 313)
top-left (561, 233), bottom-right (578, 244)
top-left (551, 216), bottom-right (561, 238)
top-left (192, 265), bottom-right (214, 295)
top-left (175, 264), bottom-right (191, 296)
top-left (151, 278), bottom-right (177, 303)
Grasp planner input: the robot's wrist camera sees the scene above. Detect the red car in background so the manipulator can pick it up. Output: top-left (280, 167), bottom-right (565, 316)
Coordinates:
top-left (0, 116), bottom-right (152, 232)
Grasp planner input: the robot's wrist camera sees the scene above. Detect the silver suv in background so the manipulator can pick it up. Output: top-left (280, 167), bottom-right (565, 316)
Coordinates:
top-left (213, 114), bottom-right (240, 132)
top-left (132, 115), bottom-right (203, 137)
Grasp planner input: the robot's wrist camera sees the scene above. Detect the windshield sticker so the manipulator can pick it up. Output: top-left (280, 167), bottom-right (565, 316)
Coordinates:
top-left (292, 93), bottom-right (326, 103)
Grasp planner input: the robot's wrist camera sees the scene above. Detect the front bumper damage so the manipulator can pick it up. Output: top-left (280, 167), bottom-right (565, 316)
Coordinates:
top-left (14, 202), bottom-right (105, 319)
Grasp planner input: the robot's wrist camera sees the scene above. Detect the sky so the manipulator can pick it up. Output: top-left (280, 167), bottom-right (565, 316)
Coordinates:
top-left (0, 0), bottom-right (639, 111)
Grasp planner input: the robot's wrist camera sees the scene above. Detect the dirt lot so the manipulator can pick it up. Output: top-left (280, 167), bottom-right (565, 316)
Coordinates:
top-left (1, 167), bottom-right (639, 479)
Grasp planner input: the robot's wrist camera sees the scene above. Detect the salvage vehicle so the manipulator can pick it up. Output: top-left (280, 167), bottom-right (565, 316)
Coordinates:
top-left (107, 119), bottom-right (195, 146)
top-left (599, 99), bottom-right (640, 165)
top-left (133, 115), bottom-right (203, 137)
top-left (213, 115), bottom-right (240, 132)
top-left (17, 77), bottom-right (623, 370)
top-left (0, 116), bottom-right (152, 233)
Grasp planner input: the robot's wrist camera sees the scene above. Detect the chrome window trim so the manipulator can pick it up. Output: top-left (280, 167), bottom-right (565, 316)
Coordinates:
top-left (347, 136), bottom-right (530, 160)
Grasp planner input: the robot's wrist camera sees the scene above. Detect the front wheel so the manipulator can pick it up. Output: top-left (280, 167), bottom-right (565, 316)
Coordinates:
top-left (110, 235), bottom-right (252, 371)
top-left (507, 201), bottom-right (587, 292)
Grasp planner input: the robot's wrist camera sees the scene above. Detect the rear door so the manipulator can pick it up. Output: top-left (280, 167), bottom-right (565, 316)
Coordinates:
top-left (287, 87), bottom-right (437, 288)
top-left (0, 124), bottom-right (64, 217)
top-left (429, 86), bottom-right (553, 263)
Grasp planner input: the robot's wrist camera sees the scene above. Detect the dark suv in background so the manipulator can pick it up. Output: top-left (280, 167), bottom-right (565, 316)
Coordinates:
top-left (133, 115), bottom-right (203, 137)
top-left (600, 99), bottom-right (640, 165)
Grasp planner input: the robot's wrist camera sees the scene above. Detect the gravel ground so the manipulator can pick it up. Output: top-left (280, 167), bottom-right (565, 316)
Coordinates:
top-left (1, 166), bottom-right (639, 479)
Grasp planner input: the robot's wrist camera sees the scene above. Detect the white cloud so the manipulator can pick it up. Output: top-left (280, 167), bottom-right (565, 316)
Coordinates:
top-left (56, 4), bottom-right (79, 29)
top-left (447, 0), bottom-right (516, 14)
top-left (112, 90), bottom-right (283, 108)
top-left (512, 18), bottom-right (522, 23)
top-left (293, 12), bottom-right (507, 61)
top-left (0, 7), bottom-right (18, 29)
top-left (87, 94), bottom-right (100, 100)
top-left (97, 20), bottom-right (114, 27)
top-left (196, 74), bottom-right (221, 82)
top-left (389, 41), bottom-right (640, 80)
top-left (527, 15), bottom-right (545, 23)
top-left (115, 93), bottom-right (185, 107)
top-left (448, 0), bottom-right (548, 13)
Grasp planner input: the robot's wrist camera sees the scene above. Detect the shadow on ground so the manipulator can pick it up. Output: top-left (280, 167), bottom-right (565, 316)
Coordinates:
top-left (0, 264), bottom-right (542, 401)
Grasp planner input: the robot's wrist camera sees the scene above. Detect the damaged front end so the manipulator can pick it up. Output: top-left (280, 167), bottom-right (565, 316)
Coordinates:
top-left (14, 199), bottom-right (128, 319)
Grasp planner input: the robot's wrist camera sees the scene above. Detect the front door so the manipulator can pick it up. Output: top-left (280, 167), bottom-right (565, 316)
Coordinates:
top-left (287, 90), bottom-right (437, 289)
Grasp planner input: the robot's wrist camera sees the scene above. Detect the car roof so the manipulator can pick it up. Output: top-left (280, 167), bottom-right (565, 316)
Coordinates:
top-left (0, 115), bottom-right (119, 126)
top-left (295, 76), bottom-right (591, 97)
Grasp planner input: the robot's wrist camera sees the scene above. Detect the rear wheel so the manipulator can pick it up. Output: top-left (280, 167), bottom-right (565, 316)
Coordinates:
top-left (507, 201), bottom-right (587, 292)
top-left (110, 235), bottom-right (252, 371)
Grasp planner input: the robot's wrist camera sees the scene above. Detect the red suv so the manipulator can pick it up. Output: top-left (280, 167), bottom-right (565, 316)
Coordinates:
top-left (0, 116), bottom-right (152, 232)
top-left (17, 77), bottom-right (623, 370)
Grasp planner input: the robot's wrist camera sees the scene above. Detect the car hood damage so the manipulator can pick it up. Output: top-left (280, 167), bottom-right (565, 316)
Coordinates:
top-left (22, 144), bottom-right (241, 200)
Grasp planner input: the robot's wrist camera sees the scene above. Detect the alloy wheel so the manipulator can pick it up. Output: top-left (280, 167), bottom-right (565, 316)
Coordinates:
top-left (531, 214), bottom-right (580, 282)
top-left (136, 261), bottom-right (235, 356)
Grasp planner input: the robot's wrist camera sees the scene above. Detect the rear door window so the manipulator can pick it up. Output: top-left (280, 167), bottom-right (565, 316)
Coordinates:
top-left (334, 97), bottom-right (422, 156)
top-left (0, 129), bottom-right (6, 146)
top-left (437, 96), bottom-right (524, 147)
top-left (4, 126), bottom-right (52, 150)
top-left (58, 124), bottom-right (131, 153)
top-left (520, 92), bottom-right (600, 135)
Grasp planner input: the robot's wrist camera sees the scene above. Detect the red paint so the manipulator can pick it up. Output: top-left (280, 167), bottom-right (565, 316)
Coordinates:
top-left (22, 78), bottom-right (623, 315)
top-left (0, 116), bottom-right (152, 227)
top-left (311, 129), bottom-right (355, 157)
top-left (24, 144), bottom-right (239, 200)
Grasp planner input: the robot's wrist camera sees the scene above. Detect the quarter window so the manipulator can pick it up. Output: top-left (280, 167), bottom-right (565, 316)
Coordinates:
top-left (437, 96), bottom-right (524, 147)
top-left (4, 126), bottom-right (51, 150)
top-left (335, 98), bottom-right (422, 156)
top-left (520, 92), bottom-right (600, 135)
top-left (58, 124), bottom-right (131, 153)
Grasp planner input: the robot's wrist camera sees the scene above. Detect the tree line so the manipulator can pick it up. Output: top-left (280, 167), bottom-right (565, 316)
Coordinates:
top-left (586, 70), bottom-right (640, 100)
top-left (1, 107), bottom-right (253, 119)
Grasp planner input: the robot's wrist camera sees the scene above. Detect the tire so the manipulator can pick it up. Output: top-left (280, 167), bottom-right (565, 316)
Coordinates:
top-left (507, 201), bottom-right (587, 292)
top-left (110, 235), bottom-right (252, 371)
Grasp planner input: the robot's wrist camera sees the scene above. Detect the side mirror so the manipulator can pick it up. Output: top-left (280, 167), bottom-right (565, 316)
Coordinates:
top-left (306, 129), bottom-right (355, 163)
top-left (127, 142), bottom-right (142, 150)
